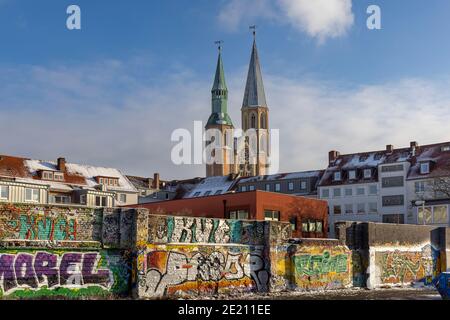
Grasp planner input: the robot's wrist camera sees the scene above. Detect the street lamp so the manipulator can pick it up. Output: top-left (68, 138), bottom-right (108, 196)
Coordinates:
top-left (415, 200), bottom-right (426, 225)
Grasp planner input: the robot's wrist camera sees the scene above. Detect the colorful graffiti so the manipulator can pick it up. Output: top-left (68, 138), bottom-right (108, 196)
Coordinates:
top-left (0, 250), bottom-right (130, 298)
top-left (137, 245), bottom-right (269, 298)
top-left (147, 216), bottom-right (277, 245)
top-left (375, 244), bottom-right (438, 285)
top-left (0, 204), bottom-right (101, 242)
top-left (292, 246), bottom-right (352, 290)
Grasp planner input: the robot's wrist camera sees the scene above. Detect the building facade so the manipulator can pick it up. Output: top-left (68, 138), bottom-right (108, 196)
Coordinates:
top-left (234, 170), bottom-right (323, 198)
top-left (320, 141), bottom-right (450, 237)
top-left (0, 154), bottom-right (138, 207)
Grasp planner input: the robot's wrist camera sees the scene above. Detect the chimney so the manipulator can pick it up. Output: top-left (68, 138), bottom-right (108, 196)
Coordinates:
top-left (57, 157), bottom-right (66, 172)
top-left (329, 151), bottom-right (340, 164)
top-left (152, 173), bottom-right (160, 190)
top-left (386, 145), bottom-right (394, 153)
top-left (410, 141), bottom-right (418, 157)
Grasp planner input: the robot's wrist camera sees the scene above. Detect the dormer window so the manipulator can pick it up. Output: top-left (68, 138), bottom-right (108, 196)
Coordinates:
top-left (441, 146), bottom-right (450, 152)
top-left (333, 171), bottom-right (342, 181)
top-left (54, 173), bottom-right (64, 181)
top-left (348, 170), bottom-right (356, 180)
top-left (364, 169), bottom-right (372, 179)
top-left (42, 171), bottom-right (53, 180)
top-left (420, 162), bottom-right (430, 175)
top-left (96, 176), bottom-right (119, 186)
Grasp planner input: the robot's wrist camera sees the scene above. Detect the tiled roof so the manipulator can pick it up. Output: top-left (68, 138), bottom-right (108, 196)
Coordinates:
top-left (0, 154), bottom-right (136, 193)
top-left (408, 142), bottom-right (450, 180)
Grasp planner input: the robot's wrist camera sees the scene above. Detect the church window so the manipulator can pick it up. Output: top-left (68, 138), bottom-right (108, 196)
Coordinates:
top-left (251, 113), bottom-right (256, 128)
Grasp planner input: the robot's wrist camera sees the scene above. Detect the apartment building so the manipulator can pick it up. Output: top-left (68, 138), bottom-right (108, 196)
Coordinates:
top-left (234, 170), bottom-right (324, 198)
top-left (0, 154), bottom-right (138, 207)
top-left (320, 141), bottom-right (450, 237)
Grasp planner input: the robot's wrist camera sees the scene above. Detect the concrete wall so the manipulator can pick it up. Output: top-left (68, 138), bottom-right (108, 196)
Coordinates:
top-left (269, 239), bottom-right (353, 292)
top-left (337, 221), bottom-right (450, 289)
top-left (0, 203), bottom-right (130, 299)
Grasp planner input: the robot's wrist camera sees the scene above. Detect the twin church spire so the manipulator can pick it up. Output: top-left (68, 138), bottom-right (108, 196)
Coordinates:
top-left (206, 30), bottom-right (270, 178)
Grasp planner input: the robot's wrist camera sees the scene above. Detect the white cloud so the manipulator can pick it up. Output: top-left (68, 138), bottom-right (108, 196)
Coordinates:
top-left (277, 0), bottom-right (354, 42)
top-left (218, 0), bottom-right (354, 42)
top-left (1, 58), bottom-right (450, 180)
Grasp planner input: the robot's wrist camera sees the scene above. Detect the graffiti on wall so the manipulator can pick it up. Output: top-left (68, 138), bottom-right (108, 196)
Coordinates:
top-left (375, 244), bottom-right (439, 285)
top-left (0, 250), bottom-right (130, 298)
top-left (137, 245), bottom-right (269, 298)
top-left (148, 215), bottom-right (277, 245)
top-left (292, 246), bottom-right (352, 290)
top-left (0, 204), bottom-right (98, 241)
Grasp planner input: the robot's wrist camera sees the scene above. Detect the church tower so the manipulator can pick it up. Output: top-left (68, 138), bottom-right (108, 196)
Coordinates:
top-left (205, 44), bottom-right (235, 177)
top-left (240, 29), bottom-right (270, 177)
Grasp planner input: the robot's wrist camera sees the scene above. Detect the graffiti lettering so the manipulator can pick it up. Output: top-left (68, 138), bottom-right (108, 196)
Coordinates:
top-left (0, 252), bottom-right (113, 294)
top-left (294, 251), bottom-right (348, 276)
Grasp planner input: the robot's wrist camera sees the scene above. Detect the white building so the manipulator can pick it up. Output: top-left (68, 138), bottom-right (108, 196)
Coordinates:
top-left (319, 141), bottom-right (450, 238)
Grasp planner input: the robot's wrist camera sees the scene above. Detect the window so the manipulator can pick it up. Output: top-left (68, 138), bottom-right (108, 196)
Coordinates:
top-left (241, 186), bottom-right (247, 192)
top-left (418, 206), bottom-right (448, 225)
top-left (382, 176), bottom-right (404, 188)
top-left (357, 203), bottom-right (366, 214)
top-left (333, 172), bottom-right (342, 181)
top-left (348, 170), bottom-right (356, 180)
top-left (369, 185), bottom-right (378, 195)
top-left (345, 188), bottom-right (353, 196)
top-left (441, 146), bottom-right (450, 152)
top-left (382, 195), bottom-right (404, 207)
top-left (25, 188), bottom-right (40, 203)
top-left (300, 181), bottom-right (307, 190)
top-left (364, 169), bottom-right (372, 179)
top-left (51, 195), bottom-right (71, 204)
top-left (321, 189), bottom-right (329, 198)
top-left (333, 188), bottom-right (341, 197)
top-left (54, 173), bottom-right (64, 181)
top-left (251, 113), bottom-right (256, 128)
top-left (369, 202), bottom-right (378, 214)
top-left (95, 196), bottom-right (107, 207)
top-left (356, 187), bottom-right (365, 196)
top-left (42, 171), bottom-right (53, 180)
top-left (275, 184), bottom-right (281, 192)
top-left (0, 186), bottom-right (9, 200)
top-left (264, 210), bottom-right (280, 221)
top-left (334, 205), bottom-right (342, 215)
top-left (80, 195), bottom-right (87, 205)
top-left (420, 162), bottom-right (430, 174)
top-left (345, 204), bottom-right (353, 214)
top-left (316, 221), bottom-right (323, 233)
top-left (415, 181), bottom-right (426, 193)
top-left (381, 164), bottom-right (404, 173)
top-left (289, 217), bottom-right (297, 231)
top-left (229, 210), bottom-right (249, 220)
top-left (249, 185), bottom-right (255, 191)
top-left (302, 220), bottom-right (323, 233)
top-left (214, 190), bottom-right (223, 195)
top-left (383, 214), bottom-right (405, 224)
top-left (265, 184), bottom-right (271, 192)
top-left (119, 194), bottom-right (127, 203)
top-left (288, 182), bottom-right (294, 191)
top-left (193, 192), bottom-right (201, 197)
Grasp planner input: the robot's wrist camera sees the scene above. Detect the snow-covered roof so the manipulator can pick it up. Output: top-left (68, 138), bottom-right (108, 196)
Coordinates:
top-left (0, 154), bottom-right (137, 193)
top-left (184, 176), bottom-right (236, 198)
top-left (239, 170), bottom-right (323, 184)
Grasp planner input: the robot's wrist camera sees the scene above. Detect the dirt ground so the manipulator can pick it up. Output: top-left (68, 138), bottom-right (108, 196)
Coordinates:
top-left (196, 287), bottom-right (442, 300)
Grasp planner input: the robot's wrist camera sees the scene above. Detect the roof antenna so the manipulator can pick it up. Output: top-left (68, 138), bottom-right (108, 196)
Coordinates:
top-left (214, 40), bottom-right (224, 52)
top-left (249, 25), bottom-right (257, 39)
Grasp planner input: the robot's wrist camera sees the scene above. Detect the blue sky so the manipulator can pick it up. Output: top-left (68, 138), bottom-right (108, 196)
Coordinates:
top-left (1, 0), bottom-right (450, 179)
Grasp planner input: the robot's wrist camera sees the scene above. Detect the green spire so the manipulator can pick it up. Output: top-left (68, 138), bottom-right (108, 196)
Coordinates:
top-left (207, 47), bottom-right (233, 127)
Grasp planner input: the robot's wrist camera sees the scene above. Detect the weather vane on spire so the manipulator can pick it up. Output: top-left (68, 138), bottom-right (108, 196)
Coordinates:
top-left (249, 25), bottom-right (257, 39)
top-left (215, 40), bottom-right (224, 52)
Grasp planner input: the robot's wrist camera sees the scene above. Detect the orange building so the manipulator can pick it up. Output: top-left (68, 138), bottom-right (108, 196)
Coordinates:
top-left (128, 190), bottom-right (328, 238)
